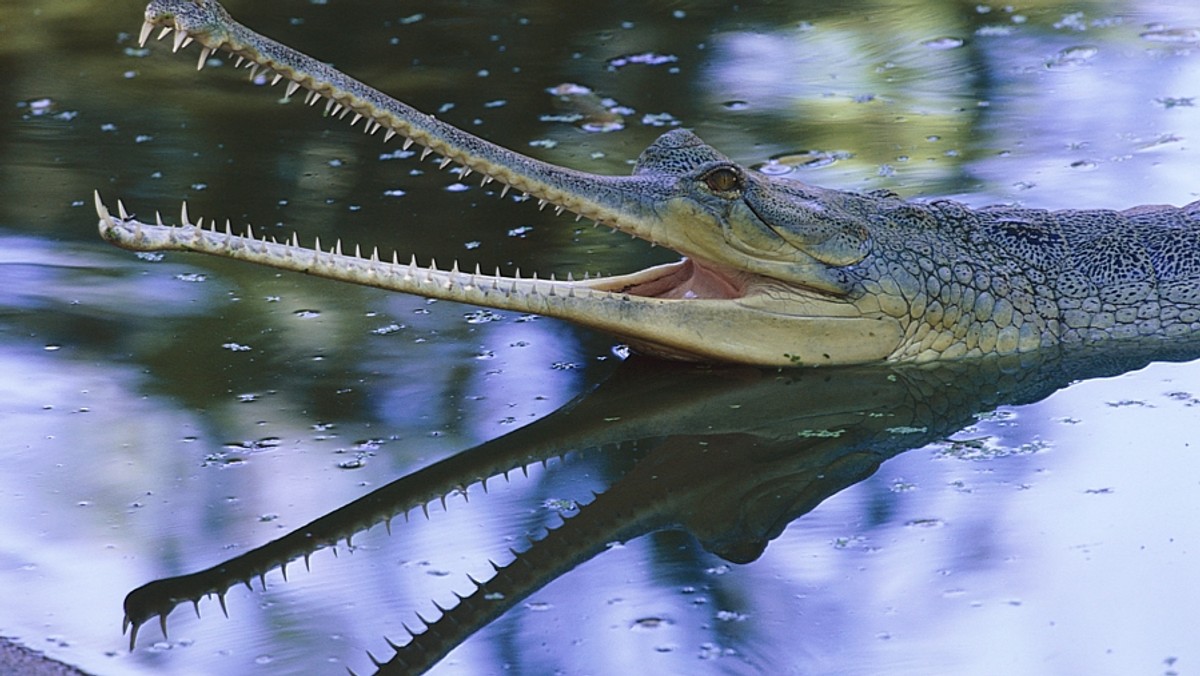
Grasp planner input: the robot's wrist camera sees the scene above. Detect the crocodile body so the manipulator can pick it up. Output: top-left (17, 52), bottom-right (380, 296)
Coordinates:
top-left (96, 0), bottom-right (1200, 365)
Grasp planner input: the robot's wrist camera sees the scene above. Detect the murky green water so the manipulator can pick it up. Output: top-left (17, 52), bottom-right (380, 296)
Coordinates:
top-left (2, 0), bottom-right (1199, 674)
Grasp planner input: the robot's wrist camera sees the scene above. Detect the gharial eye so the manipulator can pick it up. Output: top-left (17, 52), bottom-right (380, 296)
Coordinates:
top-left (701, 166), bottom-right (742, 194)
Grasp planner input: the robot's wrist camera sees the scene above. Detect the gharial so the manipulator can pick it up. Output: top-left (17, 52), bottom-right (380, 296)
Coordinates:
top-left (96, 0), bottom-right (1200, 367)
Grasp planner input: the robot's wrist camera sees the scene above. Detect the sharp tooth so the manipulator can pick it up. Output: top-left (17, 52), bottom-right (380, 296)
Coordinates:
top-left (537, 199), bottom-right (548, 210)
top-left (138, 21), bottom-right (154, 48)
top-left (172, 29), bottom-right (188, 53)
top-left (157, 26), bottom-right (172, 41)
top-left (181, 36), bottom-right (194, 49)
top-left (555, 206), bottom-right (565, 216)
top-left (402, 138), bottom-right (414, 151)
top-left (248, 65), bottom-right (260, 80)
top-left (285, 81), bottom-right (301, 98)
top-left (420, 147), bottom-right (433, 160)
top-left (235, 55), bottom-right (244, 68)
top-left (91, 191), bottom-right (110, 222)
top-left (271, 73), bottom-right (283, 86)
top-left (350, 113), bottom-right (362, 126)
top-left (500, 185), bottom-right (511, 198)
top-left (117, 200), bottom-right (129, 220)
top-left (384, 129), bottom-right (396, 142)
top-left (196, 47), bottom-right (211, 70)
top-left (438, 157), bottom-right (453, 170)
top-left (331, 103), bottom-right (344, 117)
top-left (324, 98), bottom-right (335, 115)
top-left (181, 201), bottom-right (190, 226)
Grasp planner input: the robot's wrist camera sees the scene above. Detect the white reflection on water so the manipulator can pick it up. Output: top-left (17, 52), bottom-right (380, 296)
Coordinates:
top-left (458, 361), bottom-right (1199, 676)
top-left (1, 0), bottom-right (1199, 674)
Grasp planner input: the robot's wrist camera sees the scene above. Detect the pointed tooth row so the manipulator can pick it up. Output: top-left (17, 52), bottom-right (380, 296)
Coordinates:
top-left (101, 192), bottom-right (609, 285)
top-left (143, 22), bottom-right (592, 230)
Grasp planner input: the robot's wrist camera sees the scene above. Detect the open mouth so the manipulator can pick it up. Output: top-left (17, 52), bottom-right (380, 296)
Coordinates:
top-left (99, 1), bottom-right (905, 368)
top-left (102, 10), bottom-right (768, 308)
top-left (94, 193), bottom-right (756, 307)
top-left (588, 259), bottom-right (749, 300)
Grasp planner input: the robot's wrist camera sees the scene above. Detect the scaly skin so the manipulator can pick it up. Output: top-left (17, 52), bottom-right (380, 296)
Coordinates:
top-left (96, 0), bottom-right (1200, 365)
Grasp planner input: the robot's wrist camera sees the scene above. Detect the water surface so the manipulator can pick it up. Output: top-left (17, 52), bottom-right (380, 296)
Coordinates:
top-left (1, 1), bottom-right (1198, 674)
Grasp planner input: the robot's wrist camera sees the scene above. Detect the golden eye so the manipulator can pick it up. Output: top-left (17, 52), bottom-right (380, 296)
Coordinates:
top-left (702, 167), bottom-right (742, 193)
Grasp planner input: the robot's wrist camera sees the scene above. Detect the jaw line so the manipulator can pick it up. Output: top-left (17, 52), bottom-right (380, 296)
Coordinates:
top-left (112, 2), bottom-right (902, 366)
top-left (131, 2), bottom-right (841, 309)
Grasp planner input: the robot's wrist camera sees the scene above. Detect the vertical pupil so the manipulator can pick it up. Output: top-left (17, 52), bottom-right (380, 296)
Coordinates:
top-left (708, 169), bottom-right (737, 191)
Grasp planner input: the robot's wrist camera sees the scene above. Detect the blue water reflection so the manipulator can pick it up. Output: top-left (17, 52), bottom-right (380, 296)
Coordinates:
top-left (0, 0), bottom-right (1198, 674)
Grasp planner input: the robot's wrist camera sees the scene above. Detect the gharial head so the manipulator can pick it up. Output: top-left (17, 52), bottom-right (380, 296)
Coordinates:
top-left (99, 0), bottom-right (908, 367)
top-left (628, 128), bottom-right (874, 290)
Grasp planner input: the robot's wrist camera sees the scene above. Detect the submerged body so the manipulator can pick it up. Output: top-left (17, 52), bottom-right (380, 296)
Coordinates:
top-left (96, 0), bottom-right (1200, 365)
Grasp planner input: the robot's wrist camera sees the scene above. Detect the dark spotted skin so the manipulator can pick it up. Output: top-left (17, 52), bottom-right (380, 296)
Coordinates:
top-left (826, 194), bottom-right (1200, 360)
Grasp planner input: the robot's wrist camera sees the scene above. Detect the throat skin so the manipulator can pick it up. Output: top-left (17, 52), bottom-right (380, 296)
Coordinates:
top-left (95, 0), bottom-right (1200, 366)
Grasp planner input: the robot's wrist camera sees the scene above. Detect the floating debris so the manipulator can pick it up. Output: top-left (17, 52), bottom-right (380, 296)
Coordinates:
top-left (921, 36), bottom-right (965, 50)
top-left (546, 83), bottom-right (625, 133)
top-left (606, 52), bottom-right (678, 69)
top-left (1155, 97), bottom-right (1195, 108)
top-left (1140, 26), bottom-right (1200, 44)
top-left (753, 149), bottom-right (854, 175)
top-left (1044, 45), bottom-right (1099, 69)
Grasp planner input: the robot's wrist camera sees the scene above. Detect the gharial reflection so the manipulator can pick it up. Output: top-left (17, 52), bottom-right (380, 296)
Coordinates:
top-left (121, 339), bottom-right (1200, 674)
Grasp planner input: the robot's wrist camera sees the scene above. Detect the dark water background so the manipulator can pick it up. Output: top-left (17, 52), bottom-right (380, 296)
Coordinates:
top-left (1, 0), bottom-right (1199, 674)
